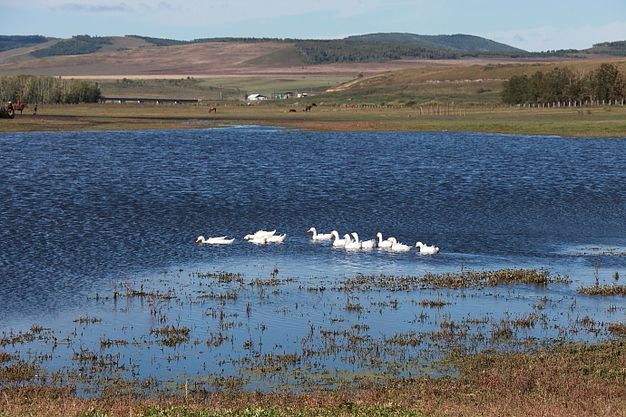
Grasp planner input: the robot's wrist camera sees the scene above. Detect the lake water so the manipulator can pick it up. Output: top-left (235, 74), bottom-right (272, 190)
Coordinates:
top-left (1, 127), bottom-right (625, 393)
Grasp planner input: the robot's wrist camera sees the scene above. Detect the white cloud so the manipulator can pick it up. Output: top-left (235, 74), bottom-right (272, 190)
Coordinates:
top-left (51, 2), bottom-right (133, 12)
top-left (484, 21), bottom-right (626, 51)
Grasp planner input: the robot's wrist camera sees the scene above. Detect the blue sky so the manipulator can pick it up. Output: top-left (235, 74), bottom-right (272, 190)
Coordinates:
top-left (2, 0), bottom-right (626, 51)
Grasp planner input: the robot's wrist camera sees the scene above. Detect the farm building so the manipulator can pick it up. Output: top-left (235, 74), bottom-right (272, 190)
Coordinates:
top-left (247, 93), bottom-right (268, 101)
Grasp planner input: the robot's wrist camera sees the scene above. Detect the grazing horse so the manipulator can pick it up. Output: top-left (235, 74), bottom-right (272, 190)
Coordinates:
top-left (12, 100), bottom-right (27, 114)
top-left (208, 107), bottom-right (217, 113)
top-left (288, 108), bottom-right (297, 112)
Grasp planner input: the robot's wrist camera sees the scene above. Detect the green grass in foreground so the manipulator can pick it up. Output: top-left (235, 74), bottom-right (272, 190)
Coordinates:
top-left (77, 406), bottom-right (426, 417)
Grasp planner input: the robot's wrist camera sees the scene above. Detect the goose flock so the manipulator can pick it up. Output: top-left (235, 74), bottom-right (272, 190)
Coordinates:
top-left (312, 228), bottom-right (439, 254)
top-left (196, 228), bottom-right (440, 254)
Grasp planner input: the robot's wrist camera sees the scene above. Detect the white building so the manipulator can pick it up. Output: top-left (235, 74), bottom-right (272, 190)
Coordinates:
top-left (247, 94), bottom-right (268, 101)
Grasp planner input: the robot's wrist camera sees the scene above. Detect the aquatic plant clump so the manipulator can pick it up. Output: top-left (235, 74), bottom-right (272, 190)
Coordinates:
top-left (340, 269), bottom-right (560, 291)
top-left (578, 284), bottom-right (626, 296)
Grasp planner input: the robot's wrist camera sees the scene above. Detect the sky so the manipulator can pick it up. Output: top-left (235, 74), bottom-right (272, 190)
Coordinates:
top-left (2, 0), bottom-right (626, 52)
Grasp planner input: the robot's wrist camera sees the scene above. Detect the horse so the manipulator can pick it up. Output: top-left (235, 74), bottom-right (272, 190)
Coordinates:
top-left (288, 108), bottom-right (297, 113)
top-left (208, 107), bottom-right (217, 113)
top-left (12, 100), bottom-right (27, 115)
top-left (304, 105), bottom-right (312, 112)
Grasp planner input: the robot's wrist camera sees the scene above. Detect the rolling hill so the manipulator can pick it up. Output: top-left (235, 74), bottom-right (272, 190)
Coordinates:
top-left (0, 35), bottom-right (49, 52)
top-left (0, 32), bottom-right (528, 67)
top-left (345, 33), bottom-right (526, 54)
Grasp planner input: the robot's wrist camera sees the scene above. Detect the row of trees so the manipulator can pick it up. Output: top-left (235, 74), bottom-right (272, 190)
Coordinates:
top-left (502, 64), bottom-right (626, 105)
top-left (0, 75), bottom-right (101, 104)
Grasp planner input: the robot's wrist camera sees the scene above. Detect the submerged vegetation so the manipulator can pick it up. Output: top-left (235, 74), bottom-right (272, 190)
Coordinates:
top-left (339, 269), bottom-right (566, 291)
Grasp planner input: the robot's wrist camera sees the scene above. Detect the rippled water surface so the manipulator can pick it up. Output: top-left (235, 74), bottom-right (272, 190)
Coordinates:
top-left (1, 127), bottom-right (625, 392)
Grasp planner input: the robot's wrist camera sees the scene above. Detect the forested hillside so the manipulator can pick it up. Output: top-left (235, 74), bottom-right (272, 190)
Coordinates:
top-left (345, 33), bottom-right (526, 54)
top-left (0, 35), bottom-right (49, 52)
top-left (295, 40), bottom-right (459, 63)
top-left (30, 35), bottom-right (112, 57)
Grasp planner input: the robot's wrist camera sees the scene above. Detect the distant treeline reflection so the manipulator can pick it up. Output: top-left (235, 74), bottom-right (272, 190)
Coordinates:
top-left (502, 63), bottom-right (626, 105)
top-left (0, 75), bottom-right (101, 104)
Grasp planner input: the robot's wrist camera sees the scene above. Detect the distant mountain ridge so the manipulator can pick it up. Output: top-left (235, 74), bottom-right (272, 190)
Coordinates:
top-left (344, 33), bottom-right (526, 54)
top-left (3, 32), bottom-right (626, 73)
top-left (1, 32), bottom-right (527, 60)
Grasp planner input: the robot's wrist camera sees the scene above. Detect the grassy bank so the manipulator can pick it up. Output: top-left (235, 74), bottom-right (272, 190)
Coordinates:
top-left (1, 341), bottom-right (625, 417)
top-left (1, 103), bottom-right (626, 137)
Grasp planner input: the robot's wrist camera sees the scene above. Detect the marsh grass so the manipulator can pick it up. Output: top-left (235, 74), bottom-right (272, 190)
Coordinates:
top-left (193, 271), bottom-right (244, 284)
top-left (607, 323), bottom-right (626, 337)
top-left (0, 360), bottom-right (38, 383)
top-left (578, 284), bottom-right (626, 296)
top-left (0, 352), bottom-right (14, 363)
top-left (151, 326), bottom-right (191, 347)
top-left (341, 269), bottom-right (556, 292)
top-left (418, 300), bottom-right (450, 308)
top-left (2, 342), bottom-right (625, 416)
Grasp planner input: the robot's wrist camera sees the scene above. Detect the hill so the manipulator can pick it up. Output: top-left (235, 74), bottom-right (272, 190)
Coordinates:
top-left (0, 35), bottom-right (49, 52)
top-left (588, 41), bottom-right (626, 56)
top-left (0, 32), bottom-right (528, 71)
top-left (345, 33), bottom-right (526, 54)
top-left (320, 58), bottom-right (626, 105)
top-left (31, 35), bottom-right (113, 58)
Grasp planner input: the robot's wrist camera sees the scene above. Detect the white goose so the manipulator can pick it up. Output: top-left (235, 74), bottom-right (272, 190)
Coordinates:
top-left (266, 233), bottom-right (286, 243)
top-left (376, 232), bottom-right (394, 249)
top-left (249, 235), bottom-right (269, 245)
top-left (330, 230), bottom-right (350, 248)
top-left (415, 241), bottom-right (440, 255)
top-left (353, 232), bottom-right (376, 250)
top-left (344, 233), bottom-right (362, 250)
top-left (331, 231), bottom-right (348, 247)
top-left (244, 229), bottom-right (276, 240)
top-left (390, 238), bottom-right (412, 252)
top-left (307, 227), bottom-right (333, 241)
top-left (195, 235), bottom-right (235, 245)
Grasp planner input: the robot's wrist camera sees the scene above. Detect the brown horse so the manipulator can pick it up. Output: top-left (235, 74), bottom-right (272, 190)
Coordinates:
top-left (12, 100), bottom-right (27, 114)
top-left (208, 107), bottom-right (217, 113)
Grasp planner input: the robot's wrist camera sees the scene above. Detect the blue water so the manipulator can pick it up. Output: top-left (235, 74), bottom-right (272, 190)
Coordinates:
top-left (1, 127), bottom-right (625, 392)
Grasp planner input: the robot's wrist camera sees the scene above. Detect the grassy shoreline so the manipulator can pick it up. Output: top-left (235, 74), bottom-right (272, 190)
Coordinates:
top-left (2, 341), bottom-right (625, 417)
top-left (1, 103), bottom-right (626, 137)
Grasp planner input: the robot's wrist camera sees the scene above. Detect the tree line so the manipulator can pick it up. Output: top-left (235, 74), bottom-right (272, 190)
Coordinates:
top-left (0, 75), bottom-right (101, 104)
top-left (296, 40), bottom-right (459, 64)
top-left (502, 63), bottom-right (626, 105)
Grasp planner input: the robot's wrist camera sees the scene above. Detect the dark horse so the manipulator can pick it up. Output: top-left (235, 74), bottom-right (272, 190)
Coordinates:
top-left (304, 103), bottom-right (317, 112)
top-left (208, 107), bottom-right (217, 113)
